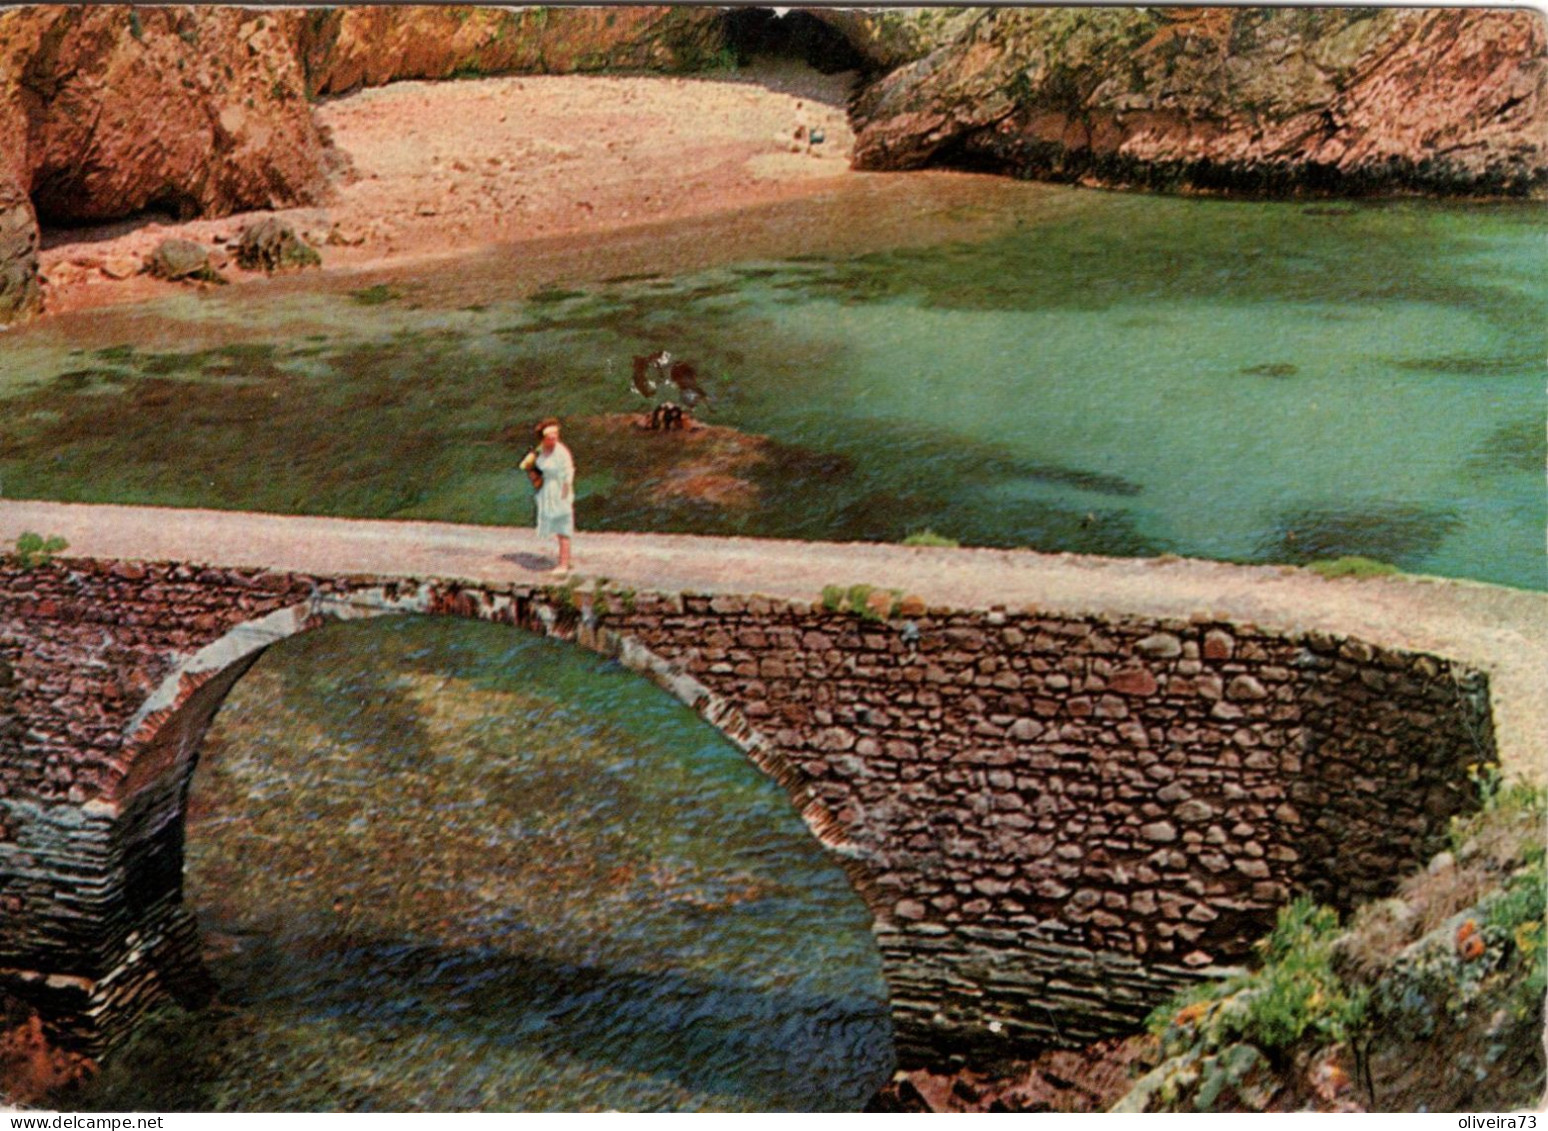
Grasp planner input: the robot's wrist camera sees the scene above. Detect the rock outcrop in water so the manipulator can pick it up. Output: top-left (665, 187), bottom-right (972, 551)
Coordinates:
top-left (846, 7), bottom-right (1547, 198)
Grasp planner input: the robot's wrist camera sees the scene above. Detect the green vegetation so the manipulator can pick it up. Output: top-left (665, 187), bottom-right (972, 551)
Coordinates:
top-left (542, 573), bottom-right (584, 614)
top-left (1306, 556), bottom-right (1401, 580)
top-left (9, 532), bottom-right (68, 569)
top-left (1148, 898), bottom-right (1368, 1062)
top-left (1129, 767), bottom-right (1546, 1111)
top-left (582, 577), bottom-right (637, 620)
top-left (590, 577), bottom-right (613, 618)
top-left (1247, 900), bottom-right (1370, 1051)
top-left (700, 45), bottom-right (741, 74)
top-left (845, 583), bottom-right (877, 616)
top-left (350, 284), bottom-right (403, 306)
top-left (902, 528), bottom-right (959, 548)
top-left (819, 583), bottom-right (903, 622)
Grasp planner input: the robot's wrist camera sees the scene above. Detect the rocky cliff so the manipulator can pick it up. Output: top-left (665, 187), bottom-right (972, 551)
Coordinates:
top-left (5, 7), bottom-right (324, 226)
top-left (0, 3), bottom-right (727, 323)
top-left (0, 177), bottom-right (40, 322)
top-left (1, 5), bottom-right (1544, 325)
top-left (847, 7), bottom-right (1547, 197)
top-left (0, 5), bottom-right (327, 321)
top-left (297, 6), bottom-right (728, 97)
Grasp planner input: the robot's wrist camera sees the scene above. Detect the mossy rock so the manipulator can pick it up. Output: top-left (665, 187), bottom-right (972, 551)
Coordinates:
top-left (0, 259), bottom-right (41, 322)
top-left (146, 238), bottom-right (225, 284)
top-left (0, 180), bottom-right (42, 322)
top-left (236, 219), bottom-right (321, 274)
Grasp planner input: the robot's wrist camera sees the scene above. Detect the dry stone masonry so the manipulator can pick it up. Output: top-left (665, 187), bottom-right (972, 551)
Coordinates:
top-left (0, 557), bottom-right (1494, 1064)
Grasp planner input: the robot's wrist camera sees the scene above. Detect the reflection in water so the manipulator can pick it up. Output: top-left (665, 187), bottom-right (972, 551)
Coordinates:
top-left (74, 619), bottom-right (894, 1112)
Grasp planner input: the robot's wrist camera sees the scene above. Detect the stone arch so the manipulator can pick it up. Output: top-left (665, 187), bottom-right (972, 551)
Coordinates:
top-left (96, 580), bottom-right (884, 1055)
top-left (8, 560), bottom-right (1501, 1068)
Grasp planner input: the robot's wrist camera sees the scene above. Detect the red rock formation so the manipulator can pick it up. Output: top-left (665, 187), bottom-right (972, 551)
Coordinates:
top-left (0, 1006), bottom-right (95, 1107)
top-left (9, 6), bottom-right (326, 224)
top-left (0, 5), bottom-right (328, 320)
top-left (0, 3), bottom-right (730, 323)
top-left (850, 7), bottom-right (1548, 197)
top-left (298, 6), bottom-right (727, 97)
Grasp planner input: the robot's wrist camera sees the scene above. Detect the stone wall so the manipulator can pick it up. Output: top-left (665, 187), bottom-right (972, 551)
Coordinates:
top-left (0, 558), bottom-right (1494, 1064)
top-left (600, 591), bottom-right (1494, 1059)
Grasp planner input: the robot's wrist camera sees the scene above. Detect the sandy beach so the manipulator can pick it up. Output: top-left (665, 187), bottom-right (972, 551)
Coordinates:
top-left (35, 62), bottom-right (863, 316)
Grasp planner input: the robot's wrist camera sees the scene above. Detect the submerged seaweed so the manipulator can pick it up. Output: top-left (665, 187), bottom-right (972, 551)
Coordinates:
top-left (1254, 503), bottom-right (1463, 569)
top-left (1389, 355), bottom-right (1541, 377)
top-left (1468, 418), bottom-right (1547, 477)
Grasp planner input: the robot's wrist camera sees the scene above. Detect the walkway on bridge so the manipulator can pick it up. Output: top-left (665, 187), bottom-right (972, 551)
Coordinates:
top-left (3, 500), bottom-right (1543, 779)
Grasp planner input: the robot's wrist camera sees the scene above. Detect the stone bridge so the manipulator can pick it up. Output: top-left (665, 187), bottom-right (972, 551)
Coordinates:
top-left (2, 501), bottom-right (1541, 1067)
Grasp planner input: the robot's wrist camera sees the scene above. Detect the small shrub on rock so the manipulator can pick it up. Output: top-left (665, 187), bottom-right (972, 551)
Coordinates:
top-left (10, 532), bottom-right (67, 569)
top-left (1148, 898), bottom-right (1366, 1065)
top-left (820, 582), bottom-right (904, 621)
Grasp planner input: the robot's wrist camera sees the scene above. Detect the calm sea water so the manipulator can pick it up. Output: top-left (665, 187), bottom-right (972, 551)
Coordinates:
top-left (3, 182), bottom-right (1542, 587)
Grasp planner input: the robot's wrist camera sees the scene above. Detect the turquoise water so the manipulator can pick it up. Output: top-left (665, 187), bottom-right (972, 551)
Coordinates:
top-left (76, 618), bottom-right (893, 1111)
top-left (3, 185), bottom-right (1540, 587)
top-left (721, 197), bottom-right (1545, 583)
top-left (661, 193), bottom-right (1543, 583)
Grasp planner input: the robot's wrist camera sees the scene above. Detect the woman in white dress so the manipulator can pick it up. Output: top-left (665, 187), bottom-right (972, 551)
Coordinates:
top-left (527, 419), bottom-right (574, 572)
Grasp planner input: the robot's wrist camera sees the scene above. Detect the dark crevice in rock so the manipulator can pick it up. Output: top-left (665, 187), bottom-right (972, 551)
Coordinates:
top-left (919, 128), bottom-right (1548, 199)
top-left (722, 8), bottom-right (868, 75)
